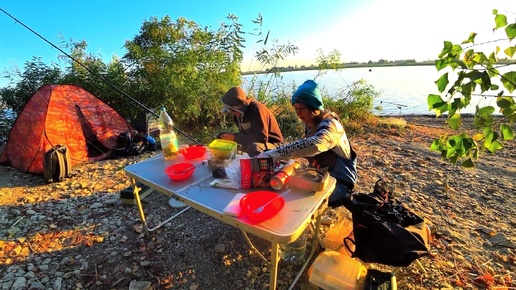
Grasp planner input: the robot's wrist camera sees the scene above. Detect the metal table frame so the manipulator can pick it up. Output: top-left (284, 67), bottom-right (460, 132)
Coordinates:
top-left (124, 154), bottom-right (335, 290)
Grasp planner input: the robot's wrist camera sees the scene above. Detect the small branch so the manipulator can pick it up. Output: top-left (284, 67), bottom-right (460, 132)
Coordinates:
top-left (10, 217), bottom-right (24, 228)
top-left (110, 277), bottom-right (125, 287)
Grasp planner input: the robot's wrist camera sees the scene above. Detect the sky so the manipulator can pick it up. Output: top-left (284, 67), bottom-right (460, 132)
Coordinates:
top-left (0, 0), bottom-right (514, 87)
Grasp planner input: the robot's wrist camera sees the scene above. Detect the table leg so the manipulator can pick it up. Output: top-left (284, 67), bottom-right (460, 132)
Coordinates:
top-left (241, 230), bottom-right (269, 264)
top-left (269, 241), bottom-right (280, 290)
top-left (131, 178), bottom-right (191, 236)
top-left (131, 178), bottom-right (149, 236)
top-left (287, 203), bottom-right (328, 289)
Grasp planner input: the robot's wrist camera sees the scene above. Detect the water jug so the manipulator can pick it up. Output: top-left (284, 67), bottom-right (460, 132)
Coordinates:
top-left (279, 226), bottom-right (310, 263)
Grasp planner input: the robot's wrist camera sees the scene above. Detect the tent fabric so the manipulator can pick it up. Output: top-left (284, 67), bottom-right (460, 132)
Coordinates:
top-left (0, 84), bottom-right (133, 173)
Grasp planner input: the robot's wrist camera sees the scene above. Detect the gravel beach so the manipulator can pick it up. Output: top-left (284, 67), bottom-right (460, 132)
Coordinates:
top-left (1, 115), bottom-right (515, 290)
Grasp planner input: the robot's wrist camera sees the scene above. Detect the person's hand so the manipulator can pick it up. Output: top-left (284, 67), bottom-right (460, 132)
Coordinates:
top-left (255, 152), bottom-right (268, 158)
top-left (218, 132), bottom-right (235, 141)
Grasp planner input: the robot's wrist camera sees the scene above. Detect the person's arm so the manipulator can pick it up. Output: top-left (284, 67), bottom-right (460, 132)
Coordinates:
top-left (217, 132), bottom-right (235, 141)
top-left (262, 118), bottom-right (344, 163)
top-left (233, 103), bottom-right (270, 145)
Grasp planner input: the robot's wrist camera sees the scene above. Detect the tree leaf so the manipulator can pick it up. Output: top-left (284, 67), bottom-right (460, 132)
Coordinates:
top-left (427, 94), bottom-right (446, 110)
top-left (447, 114), bottom-right (462, 130)
top-left (484, 131), bottom-right (503, 153)
top-left (461, 82), bottom-right (474, 97)
top-left (486, 140), bottom-right (504, 153)
top-left (430, 139), bottom-right (441, 151)
top-left (478, 106), bottom-right (495, 116)
top-left (494, 14), bottom-right (507, 29)
top-left (501, 71), bottom-right (516, 92)
top-left (435, 73), bottom-right (449, 93)
top-left (496, 96), bottom-right (513, 108)
top-left (461, 158), bottom-right (475, 168)
top-left (500, 124), bottom-right (514, 140)
top-left (462, 32), bottom-right (477, 44)
top-left (472, 133), bottom-right (484, 141)
top-left (505, 23), bottom-right (516, 40)
top-left (504, 46), bottom-right (516, 58)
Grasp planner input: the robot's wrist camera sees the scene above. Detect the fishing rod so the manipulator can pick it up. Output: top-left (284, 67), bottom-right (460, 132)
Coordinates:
top-left (0, 7), bottom-right (202, 145)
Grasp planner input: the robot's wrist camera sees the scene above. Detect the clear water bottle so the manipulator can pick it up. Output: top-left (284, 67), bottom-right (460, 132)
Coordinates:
top-left (158, 107), bottom-right (179, 159)
top-left (280, 226), bottom-right (310, 263)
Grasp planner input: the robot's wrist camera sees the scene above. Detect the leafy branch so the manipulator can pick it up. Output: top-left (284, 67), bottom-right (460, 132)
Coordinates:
top-left (428, 9), bottom-right (516, 168)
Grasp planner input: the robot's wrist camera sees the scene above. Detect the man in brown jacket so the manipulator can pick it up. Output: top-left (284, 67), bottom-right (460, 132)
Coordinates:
top-left (217, 87), bottom-right (283, 157)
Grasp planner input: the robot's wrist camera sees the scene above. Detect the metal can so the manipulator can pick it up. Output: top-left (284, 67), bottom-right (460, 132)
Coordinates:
top-left (270, 159), bottom-right (301, 190)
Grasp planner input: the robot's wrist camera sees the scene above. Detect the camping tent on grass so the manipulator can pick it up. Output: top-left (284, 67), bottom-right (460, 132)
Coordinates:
top-left (0, 84), bottom-right (133, 173)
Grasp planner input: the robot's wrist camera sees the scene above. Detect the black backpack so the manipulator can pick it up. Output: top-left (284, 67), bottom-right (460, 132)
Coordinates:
top-left (43, 145), bottom-right (73, 183)
top-left (344, 179), bottom-right (430, 267)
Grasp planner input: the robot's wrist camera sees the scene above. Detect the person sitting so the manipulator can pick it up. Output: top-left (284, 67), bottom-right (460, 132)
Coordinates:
top-left (257, 80), bottom-right (358, 207)
top-left (217, 86), bottom-right (283, 157)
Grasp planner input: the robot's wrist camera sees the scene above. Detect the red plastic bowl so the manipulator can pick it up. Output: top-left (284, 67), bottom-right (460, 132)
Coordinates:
top-left (240, 191), bottom-right (285, 222)
top-left (165, 162), bottom-right (196, 181)
top-left (180, 145), bottom-right (207, 160)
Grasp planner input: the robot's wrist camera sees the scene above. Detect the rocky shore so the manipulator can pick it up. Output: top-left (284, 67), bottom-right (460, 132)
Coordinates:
top-left (0, 116), bottom-right (515, 290)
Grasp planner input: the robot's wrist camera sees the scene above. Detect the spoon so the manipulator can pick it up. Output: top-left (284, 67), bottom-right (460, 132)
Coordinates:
top-left (252, 189), bottom-right (291, 214)
top-left (177, 164), bottom-right (196, 174)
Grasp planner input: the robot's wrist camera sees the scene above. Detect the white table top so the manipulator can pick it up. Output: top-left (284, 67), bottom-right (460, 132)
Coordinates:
top-left (124, 153), bottom-right (336, 244)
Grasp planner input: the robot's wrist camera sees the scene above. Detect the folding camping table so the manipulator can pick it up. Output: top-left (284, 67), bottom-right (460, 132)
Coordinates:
top-left (124, 154), bottom-right (336, 290)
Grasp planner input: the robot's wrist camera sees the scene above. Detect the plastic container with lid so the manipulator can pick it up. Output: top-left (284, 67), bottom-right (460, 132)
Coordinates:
top-left (308, 249), bottom-right (368, 290)
top-left (208, 139), bottom-right (237, 159)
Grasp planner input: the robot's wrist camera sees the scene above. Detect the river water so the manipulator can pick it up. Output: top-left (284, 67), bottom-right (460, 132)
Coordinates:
top-left (243, 65), bottom-right (503, 116)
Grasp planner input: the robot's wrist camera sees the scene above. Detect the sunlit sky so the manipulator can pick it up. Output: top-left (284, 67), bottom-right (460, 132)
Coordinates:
top-left (0, 0), bottom-right (514, 87)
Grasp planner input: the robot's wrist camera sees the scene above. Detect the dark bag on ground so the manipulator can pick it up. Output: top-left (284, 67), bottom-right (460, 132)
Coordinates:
top-left (113, 131), bottom-right (156, 157)
top-left (43, 145), bottom-right (72, 183)
top-left (344, 180), bottom-right (429, 267)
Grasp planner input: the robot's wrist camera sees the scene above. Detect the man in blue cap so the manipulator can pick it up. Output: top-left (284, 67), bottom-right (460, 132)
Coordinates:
top-left (258, 80), bottom-right (358, 207)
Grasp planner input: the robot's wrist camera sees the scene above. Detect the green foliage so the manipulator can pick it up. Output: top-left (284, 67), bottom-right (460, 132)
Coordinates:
top-left (0, 57), bottom-right (63, 114)
top-left (0, 109), bottom-right (14, 145)
top-left (429, 10), bottom-right (516, 167)
top-left (123, 15), bottom-right (245, 128)
top-left (0, 13), bottom-right (378, 148)
top-left (0, 58), bottom-right (65, 144)
top-left (59, 41), bottom-right (137, 120)
top-left (247, 14), bottom-right (299, 78)
top-left (323, 79), bottom-right (378, 123)
top-left (316, 49), bottom-right (342, 77)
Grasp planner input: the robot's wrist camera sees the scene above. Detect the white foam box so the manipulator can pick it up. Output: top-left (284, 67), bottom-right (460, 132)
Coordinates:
top-left (308, 249), bottom-right (367, 290)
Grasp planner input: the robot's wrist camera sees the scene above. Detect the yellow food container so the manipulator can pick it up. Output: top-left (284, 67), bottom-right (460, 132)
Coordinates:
top-left (208, 139), bottom-right (237, 159)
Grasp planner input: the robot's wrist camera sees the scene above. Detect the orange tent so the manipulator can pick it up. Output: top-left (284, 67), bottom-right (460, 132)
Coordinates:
top-left (0, 84), bottom-right (133, 173)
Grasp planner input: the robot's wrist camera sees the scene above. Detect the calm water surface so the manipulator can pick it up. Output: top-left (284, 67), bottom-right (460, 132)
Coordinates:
top-left (243, 66), bottom-right (502, 116)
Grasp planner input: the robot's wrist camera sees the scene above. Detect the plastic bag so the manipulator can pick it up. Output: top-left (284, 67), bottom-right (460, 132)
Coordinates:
top-left (209, 178), bottom-right (240, 189)
top-left (208, 154), bottom-right (247, 189)
top-left (226, 154), bottom-right (247, 184)
top-left (323, 207), bottom-right (354, 256)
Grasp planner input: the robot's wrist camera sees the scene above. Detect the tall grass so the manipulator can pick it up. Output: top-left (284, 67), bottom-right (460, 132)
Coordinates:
top-left (221, 74), bottom-right (380, 141)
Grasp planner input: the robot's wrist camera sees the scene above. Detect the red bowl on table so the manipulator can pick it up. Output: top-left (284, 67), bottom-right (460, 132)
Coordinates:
top-left (180, 145), bottom-right (207, 160)
top-left (165, 162), bottom-right (196, 181)
top-left (240, 191), bottom-right (285, 222)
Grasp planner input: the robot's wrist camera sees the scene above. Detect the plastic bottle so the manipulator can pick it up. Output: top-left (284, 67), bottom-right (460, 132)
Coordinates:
top-left (158, 107), bottom-right (179, 159)
top-left (279, 226), bottom-right (310, 263)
